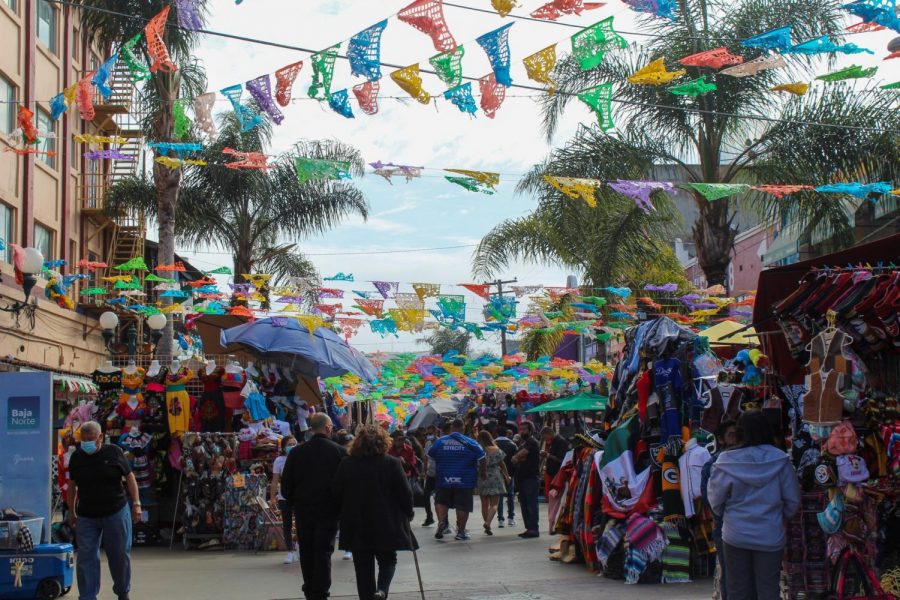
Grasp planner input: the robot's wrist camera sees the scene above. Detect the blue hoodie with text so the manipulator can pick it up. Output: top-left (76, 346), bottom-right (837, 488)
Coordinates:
top-left (707, 444), bottom-right (801, 552)
top-left (428, 432), bottom-right (485, 489)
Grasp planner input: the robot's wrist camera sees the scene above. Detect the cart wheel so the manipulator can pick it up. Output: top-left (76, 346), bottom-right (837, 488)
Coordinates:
top-left (36, 578), bottom-right (63, 600)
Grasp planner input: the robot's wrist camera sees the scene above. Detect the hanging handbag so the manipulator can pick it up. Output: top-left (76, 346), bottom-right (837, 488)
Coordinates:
top-left (828, 547), bottom-right (896, 600)
top-left (409, 477), bottom-right (426, 508)
top-left (827, 422), bottom-right (858, 456)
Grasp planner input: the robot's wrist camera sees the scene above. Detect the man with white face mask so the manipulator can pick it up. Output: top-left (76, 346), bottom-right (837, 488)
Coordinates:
top-left (67, 421), bottom-right (141, 600)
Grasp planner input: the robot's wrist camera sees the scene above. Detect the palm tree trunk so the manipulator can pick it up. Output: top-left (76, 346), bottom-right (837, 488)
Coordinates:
top-left (232, 252), bottom-right (252, 307)
top-left (154, 160), bottom-right (180, 357)
top-left (692, 195), bottom-right (736, 289)
top-left (152, 72), bottom-right (182, 358)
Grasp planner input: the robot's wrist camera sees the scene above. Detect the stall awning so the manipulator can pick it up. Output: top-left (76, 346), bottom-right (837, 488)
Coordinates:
top-left (699, 320), bottom-right (759, 346)
top-left (53, 374), bottom-right (98, 395)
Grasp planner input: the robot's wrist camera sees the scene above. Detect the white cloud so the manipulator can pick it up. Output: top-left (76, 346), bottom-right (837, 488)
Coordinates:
top-left (179, 0), bottom-right (897, 353)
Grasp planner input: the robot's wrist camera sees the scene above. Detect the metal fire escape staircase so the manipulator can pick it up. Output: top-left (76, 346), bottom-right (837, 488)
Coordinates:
top-left (79, 62), bottom-right (147, 335)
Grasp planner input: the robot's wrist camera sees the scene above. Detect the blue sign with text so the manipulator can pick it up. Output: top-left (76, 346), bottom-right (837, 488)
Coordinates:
top-left (0, 372), bottom-right (52, 542)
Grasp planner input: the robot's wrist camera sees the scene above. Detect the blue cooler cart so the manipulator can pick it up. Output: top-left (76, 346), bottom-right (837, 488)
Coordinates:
top-left (0, 544), bottom-right (74, 599)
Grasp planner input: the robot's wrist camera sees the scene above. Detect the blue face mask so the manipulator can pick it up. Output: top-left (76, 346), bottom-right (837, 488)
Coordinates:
top-left (81, 440), bottom-right (99, 454)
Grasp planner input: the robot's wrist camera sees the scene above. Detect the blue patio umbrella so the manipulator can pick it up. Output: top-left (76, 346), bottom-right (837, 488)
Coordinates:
top-left (220, 318), bottom-right (377, 380)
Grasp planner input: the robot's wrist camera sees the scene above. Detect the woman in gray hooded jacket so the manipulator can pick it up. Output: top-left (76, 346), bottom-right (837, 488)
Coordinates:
top-left (708, 411), bottom-right (800, 600)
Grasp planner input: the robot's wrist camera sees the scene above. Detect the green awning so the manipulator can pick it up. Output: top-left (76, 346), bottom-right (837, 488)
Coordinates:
top-left (526, 392), bottom-right (609, 413)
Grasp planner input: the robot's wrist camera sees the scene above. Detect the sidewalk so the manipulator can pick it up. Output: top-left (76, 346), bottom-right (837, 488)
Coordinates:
top-left (90, 507), bottom-right (713, 599)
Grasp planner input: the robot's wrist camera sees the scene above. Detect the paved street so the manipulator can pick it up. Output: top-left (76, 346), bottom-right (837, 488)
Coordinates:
top-left (84, 506), bottom-right (713, 600)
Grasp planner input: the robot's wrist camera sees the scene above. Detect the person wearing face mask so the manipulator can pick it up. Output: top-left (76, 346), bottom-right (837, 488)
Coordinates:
top-left (271, 435), bottom-right (299, 564)
top-left (67, 421), bottom-right (141, 600)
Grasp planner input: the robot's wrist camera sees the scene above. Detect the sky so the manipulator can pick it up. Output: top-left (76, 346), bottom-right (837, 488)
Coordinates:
top-left (169, 0), bottom-right (899, 354)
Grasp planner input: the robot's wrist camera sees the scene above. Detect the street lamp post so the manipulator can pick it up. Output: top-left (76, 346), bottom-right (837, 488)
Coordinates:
top-left (147, 313), bottom-right (167, 356)
top-left (99, 311), bottom-right (119, 357)
top-left (0, 247), bottom-right (44, 326)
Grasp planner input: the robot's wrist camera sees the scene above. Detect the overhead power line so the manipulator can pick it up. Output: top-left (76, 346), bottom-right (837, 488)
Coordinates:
top-left (43, 0), bottom-right (898, 135)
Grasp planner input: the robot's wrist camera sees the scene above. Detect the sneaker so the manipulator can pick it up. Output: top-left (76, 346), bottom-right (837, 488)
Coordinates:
top-left (455, 530), bottom-right (471, 541)
top-left (343, 551), bottom-right (353, 560)
top-left (283, 552), bottom-right (294, 564)
top-left (507, 518), bottom-right (516, 527)
top-left (518, 530), bottom-right (540, 539)
top-left (373, 592), bottom-right (386, 600)
top-left (435, 521), bottom-right (450, 540)
top-left (422, 517), bottom-right (435, 527)
top-left (497, 520), bottom-right (505, 528)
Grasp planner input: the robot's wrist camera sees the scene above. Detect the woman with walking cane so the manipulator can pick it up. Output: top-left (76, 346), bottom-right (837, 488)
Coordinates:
top-left (333, 425), bottom-right (420, 599)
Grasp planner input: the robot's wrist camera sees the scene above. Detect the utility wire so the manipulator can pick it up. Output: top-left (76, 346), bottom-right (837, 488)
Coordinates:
top-left (44, 0), bottom-right (896, 135)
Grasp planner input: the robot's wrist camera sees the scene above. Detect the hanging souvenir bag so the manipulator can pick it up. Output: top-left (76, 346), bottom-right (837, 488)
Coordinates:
top-left (836, 455), bottom-right (869, 484)
top-left (826, 422), bottom-right (858, 456)
top-left (828, 547), bottom-right (896, 600)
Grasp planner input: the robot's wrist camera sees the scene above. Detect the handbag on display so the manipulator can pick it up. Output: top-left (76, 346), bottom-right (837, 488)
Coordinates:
top-left (836, 455), bottom-right (870, 485)
top-left (827, 422), bottom-right (858, 456)
top-left (828, 548), bottom-right (896, 600)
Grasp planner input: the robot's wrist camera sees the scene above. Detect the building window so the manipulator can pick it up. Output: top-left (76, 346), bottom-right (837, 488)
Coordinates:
top-left (72, 27), bottom-right (80, 63)
top-left (36, 0), bottom-right (57, 53)
top-left (34, 223), bottom-right (54, 261)
top-left (36, 108), bottom-right (56, 169)
top-left (0, 203), bottom-right (12, 263)
top-left (3, 0), bottom-right (17, 14)
top-left (0, 75), bottom-right (15, 136)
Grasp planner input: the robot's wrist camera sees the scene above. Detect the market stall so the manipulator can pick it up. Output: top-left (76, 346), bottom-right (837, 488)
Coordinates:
top-left (753, 234), bottom-right (900, 599)
top-left (546, 239), bottom-right (899, 596)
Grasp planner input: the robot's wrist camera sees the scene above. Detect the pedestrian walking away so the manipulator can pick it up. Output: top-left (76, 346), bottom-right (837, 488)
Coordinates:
top-left (270, 435), bottom-right (299, 564)
top-left (333, 425), bottom-right (419, 600)
top-left (428, 418), bottom-right (485, 541)
top-left (280, 414), bottom-right (347, 600)
top-left (512, 421), bottom-right (541, 539)
top-left (708, 411), bottom-right (800, 600)
top-left (67, 421), bottom-right (142, 600)
top-left (494, 428), bottom-right (518, 527)
top-left (474, 430), bottom-right (510, 535)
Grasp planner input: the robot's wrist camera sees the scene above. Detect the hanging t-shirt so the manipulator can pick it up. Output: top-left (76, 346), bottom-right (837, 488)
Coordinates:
top-left (653, 358), bottom-right (683, 440)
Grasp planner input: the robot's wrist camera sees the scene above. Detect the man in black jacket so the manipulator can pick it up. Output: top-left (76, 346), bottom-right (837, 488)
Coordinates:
top-left (281, 413), bottom-right (347, 600)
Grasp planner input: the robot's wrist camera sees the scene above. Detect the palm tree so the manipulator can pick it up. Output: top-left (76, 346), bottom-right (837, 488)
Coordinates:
top-left (76, 0), bottom-right (209, 355)
top-left (106, 110), bottom-right (369, 292)
top-left (538, 0), bottom-right (898, 287)
top-left (419, 328), bottom-right (472, 355)
top-left (473, 125), bottom-right (683, 288)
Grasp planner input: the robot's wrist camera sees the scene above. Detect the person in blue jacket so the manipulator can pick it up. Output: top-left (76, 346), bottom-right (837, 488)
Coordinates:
top-left (708, 411), bottom-right (800, 600)
top-left (428, 418), bottom-right (485, 541)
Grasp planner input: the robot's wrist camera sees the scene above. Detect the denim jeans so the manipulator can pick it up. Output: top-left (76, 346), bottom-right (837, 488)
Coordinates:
top-left (517, 476), bottom-right (540, 534)
top-left (724, 543), bottom-right (776, 600)
top-left (498, 478), bottom-right (516, 521)
top-left (352, 549), bottom-right (397, 600)
top-left (76, 503), bottom-right (132, 600)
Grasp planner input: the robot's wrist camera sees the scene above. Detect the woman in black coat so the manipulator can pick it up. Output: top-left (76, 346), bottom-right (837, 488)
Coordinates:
top-left (333, 425), bottom-right (419, 600)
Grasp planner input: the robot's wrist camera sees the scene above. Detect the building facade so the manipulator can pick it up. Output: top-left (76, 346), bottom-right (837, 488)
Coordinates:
top-left (0, 0), bottom-right (144, 375)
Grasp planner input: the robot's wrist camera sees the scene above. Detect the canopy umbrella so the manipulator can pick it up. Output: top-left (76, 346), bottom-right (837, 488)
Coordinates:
top-left (526, 392), bottom-right (609, 413)
top-left (700, 320), bottom-right (759, 346)
top-left (220, 318), bottom-right (377, 380)
top-left (406, 398), bottom-right (460, 430)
